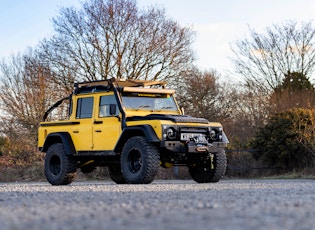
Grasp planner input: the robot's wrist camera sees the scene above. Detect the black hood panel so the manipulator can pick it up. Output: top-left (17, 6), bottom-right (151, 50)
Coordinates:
top-left (126, 114), bottom-right (209, 124)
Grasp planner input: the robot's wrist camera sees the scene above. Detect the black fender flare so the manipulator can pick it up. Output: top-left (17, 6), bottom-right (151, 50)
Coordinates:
top-left (114, 125), bottom-right (160, 153)
top-left (42, 132), bottom-right (76, 155)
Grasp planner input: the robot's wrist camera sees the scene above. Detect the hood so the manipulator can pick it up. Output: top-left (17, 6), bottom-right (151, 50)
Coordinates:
top-left (126, 114), bottom-right (209, 124)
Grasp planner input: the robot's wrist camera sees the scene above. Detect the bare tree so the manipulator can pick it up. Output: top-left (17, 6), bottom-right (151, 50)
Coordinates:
top-left (178, 69), bottom-right (220, 119)
top-left (231, 21), bottom-right (315, 92)
top-left (0, 50), bottom-right (66, 146)
top-left (176, 69), bottom-right (259, 147)
top-left (270, 71), bottom-right (315, 113)
top-left (177, 69), bottom-right (239, 122)
top-left (39, 0), bottom-right (195, 84)
top-left (229, 81), bottom-right (271, 145)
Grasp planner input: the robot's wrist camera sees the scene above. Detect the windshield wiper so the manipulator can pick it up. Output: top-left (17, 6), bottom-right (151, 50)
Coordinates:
top-left (161, 106), bottom-right (174, 110)
top-left (155, 106), bottom-right (174, 111)
top-left (136, 105), bottom-right (151, 111)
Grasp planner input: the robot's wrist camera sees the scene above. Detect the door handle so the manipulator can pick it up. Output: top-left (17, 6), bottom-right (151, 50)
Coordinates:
top-left (73, 130), bottom-right (79, 133)
top-left (94, 120), bottom-right (103, 124)
top-left (95, 130), bottom-right (102, 133)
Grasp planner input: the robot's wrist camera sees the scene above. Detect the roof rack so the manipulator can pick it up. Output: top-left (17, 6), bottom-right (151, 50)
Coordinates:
top-left (75, 78), bottom-right (166, 90)
top-left (74, 78), bottom-right (114, 89)
top-left (116, 79), bottom-right (166, 88)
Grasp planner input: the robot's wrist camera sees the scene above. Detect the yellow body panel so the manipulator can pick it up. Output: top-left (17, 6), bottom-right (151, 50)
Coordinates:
top-left (92, 116), bottom-right (121, 150)
top-left (73, 118), bottom-right (94, 150)
top-left (126, 120), bottom-right (173, 140)
top-left (38, 91), bottom-right (122, 151)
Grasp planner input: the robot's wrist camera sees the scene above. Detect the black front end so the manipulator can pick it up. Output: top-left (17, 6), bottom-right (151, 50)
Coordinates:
top-left (160, 123), bottom-right (228, 165)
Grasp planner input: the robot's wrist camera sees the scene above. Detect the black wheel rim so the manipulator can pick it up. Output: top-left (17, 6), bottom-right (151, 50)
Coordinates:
top-left (49, 155), bottom-right (61, 176)
top-left (128, 149), bottom-right (142, 173)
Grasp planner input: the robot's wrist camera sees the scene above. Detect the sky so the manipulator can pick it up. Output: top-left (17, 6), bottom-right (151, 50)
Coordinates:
top-left (1, 0), bottom-right (315, 77)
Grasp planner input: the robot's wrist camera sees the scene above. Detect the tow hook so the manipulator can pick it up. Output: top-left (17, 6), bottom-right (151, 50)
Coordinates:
top-left (196, 146), bottom-right (209, 152)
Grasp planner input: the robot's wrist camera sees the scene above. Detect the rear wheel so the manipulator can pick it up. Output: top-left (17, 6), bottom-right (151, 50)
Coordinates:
top-left (189, 150), bottom-right (227, 183)
top-left (44, 143), bottom-right (77, 185)
top-left (121, 136), bottom-right (160, 184)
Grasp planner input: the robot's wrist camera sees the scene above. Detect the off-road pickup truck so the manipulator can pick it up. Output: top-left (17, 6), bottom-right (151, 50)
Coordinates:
top-left (38, 78), bottom-right (228, 185)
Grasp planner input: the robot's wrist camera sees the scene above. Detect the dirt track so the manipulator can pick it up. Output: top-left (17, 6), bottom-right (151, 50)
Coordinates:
top-left (0, 179), bottom-right (315, 230)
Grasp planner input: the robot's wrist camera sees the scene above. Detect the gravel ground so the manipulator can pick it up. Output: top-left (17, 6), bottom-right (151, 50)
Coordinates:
top-left (0, 179), bottom-right (315, 230)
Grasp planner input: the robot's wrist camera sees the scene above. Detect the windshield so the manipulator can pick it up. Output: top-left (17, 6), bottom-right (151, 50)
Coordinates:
top-left (122, 93), bottom-right (178, 111)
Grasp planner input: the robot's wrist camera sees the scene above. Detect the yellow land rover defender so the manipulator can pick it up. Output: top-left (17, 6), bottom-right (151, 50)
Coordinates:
top-left (38, 78), bottom-right (228, 185)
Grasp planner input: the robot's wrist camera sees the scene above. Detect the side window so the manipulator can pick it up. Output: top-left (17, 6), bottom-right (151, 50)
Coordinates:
top-left (76, 97), bottom-right (94, 118)
top-left (99, 95), bottom-right (119, 117)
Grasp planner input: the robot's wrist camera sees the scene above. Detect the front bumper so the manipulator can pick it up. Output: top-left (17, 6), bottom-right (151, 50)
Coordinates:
top-left (161, 141), bottom-right (227, 153)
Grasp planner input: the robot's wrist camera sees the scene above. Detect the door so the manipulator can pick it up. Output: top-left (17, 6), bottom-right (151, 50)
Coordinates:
top-left (71, 96), bottom-right (94, 151)
top-left (92, 94), bottom-right (122, 151)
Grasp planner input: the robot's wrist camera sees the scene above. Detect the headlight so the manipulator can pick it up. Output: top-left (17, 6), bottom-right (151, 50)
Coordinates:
top-left (210, 130), bottom-right (216, 140)
top-left (209, 128), bottom-right (223, 141)
top-left (166, 127), bottom-right (176, 139)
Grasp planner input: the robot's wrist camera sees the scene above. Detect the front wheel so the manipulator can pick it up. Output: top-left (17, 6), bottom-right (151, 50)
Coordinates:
top-left (44, 143), bottom-right (77, 185)
top-left (189, 150), bottom-right (227, 183)
top-left (121, 136), bottom-right (160, 184)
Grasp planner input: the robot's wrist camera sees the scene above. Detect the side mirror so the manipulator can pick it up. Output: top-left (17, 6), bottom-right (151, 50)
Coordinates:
top-left (110, 104), bottom-right (117, 116)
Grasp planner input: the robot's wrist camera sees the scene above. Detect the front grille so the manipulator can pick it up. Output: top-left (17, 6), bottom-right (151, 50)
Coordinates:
top-left (179, 127), bottom-right (209, 134)
top-left (179, 127), bottom-right (209, 141)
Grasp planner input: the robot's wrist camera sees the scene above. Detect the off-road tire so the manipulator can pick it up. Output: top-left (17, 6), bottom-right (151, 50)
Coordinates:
top-left (44, 143), bottom-right (77, 185)
top-left (121, 136), bottom-right (160, 184)
top-left (189, 150), bottom-right (227, 183)
top-left (108, 164), bottom-right (126, 184)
